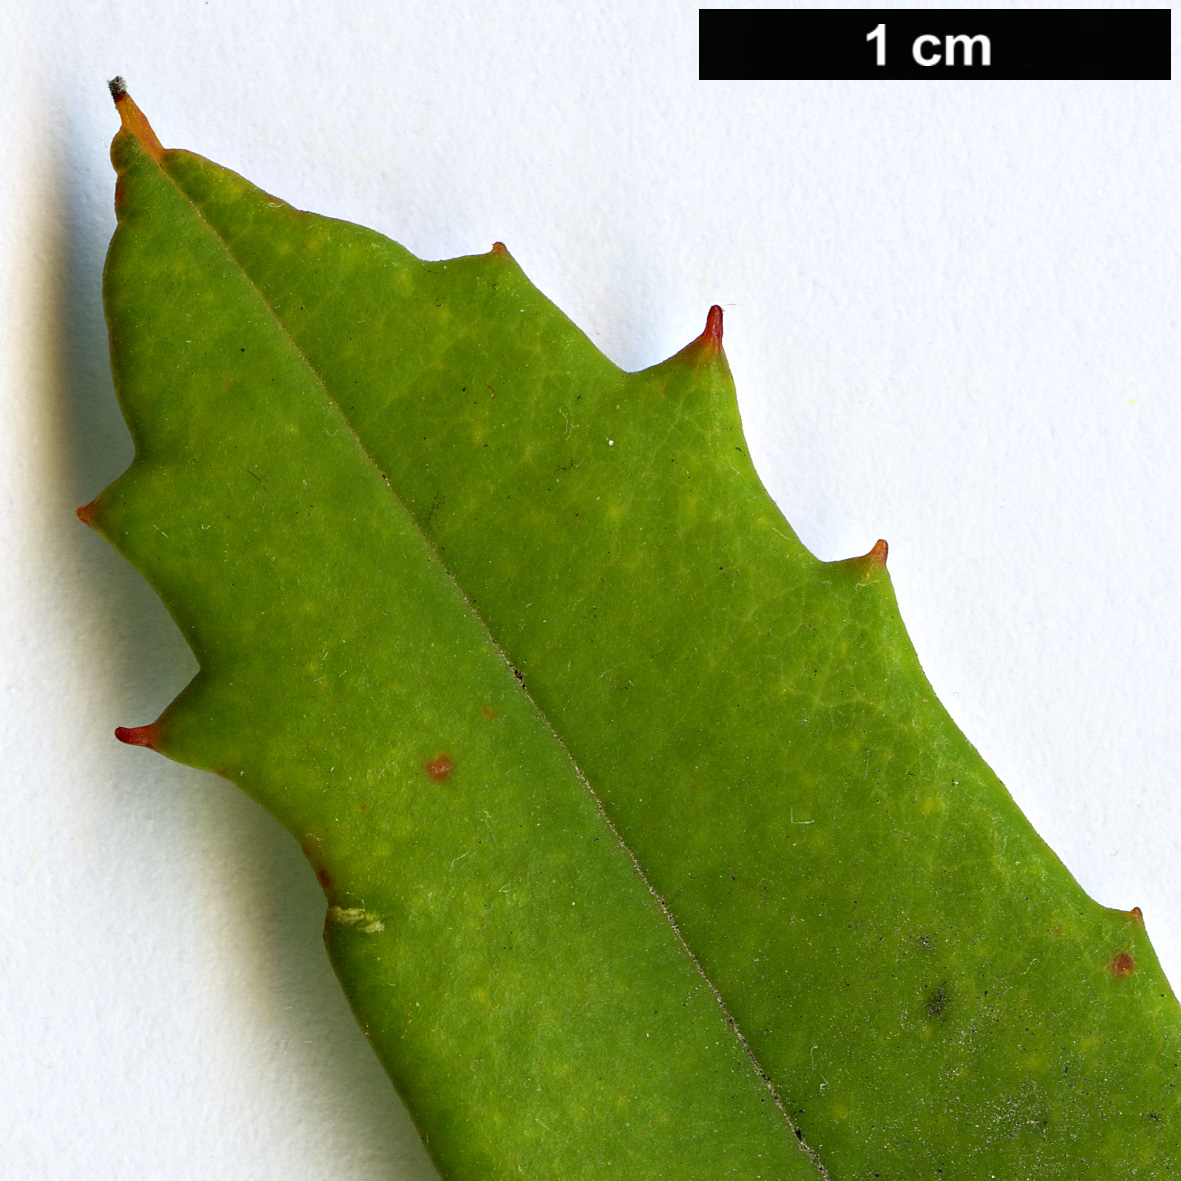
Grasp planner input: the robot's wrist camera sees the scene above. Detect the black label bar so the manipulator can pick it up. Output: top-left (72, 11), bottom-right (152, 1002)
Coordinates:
top-left (700, 9), bottom-right (1171, 80)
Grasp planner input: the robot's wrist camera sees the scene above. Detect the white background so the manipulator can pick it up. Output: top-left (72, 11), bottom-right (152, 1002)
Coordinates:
top-left (2, 2), bottom-right (1178, 1177)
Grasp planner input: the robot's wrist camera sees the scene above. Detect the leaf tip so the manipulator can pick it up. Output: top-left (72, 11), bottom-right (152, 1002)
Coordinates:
top-left (115, 723), bottom-right (160, 751)
top-left (866, 538), bottom-right (889, 567)
top-left (75, 498), bottom-right (99, 528)
top-left (490, 241), bottom-right (511, 258)
top-left (107, 78), bottom-right (165, 164)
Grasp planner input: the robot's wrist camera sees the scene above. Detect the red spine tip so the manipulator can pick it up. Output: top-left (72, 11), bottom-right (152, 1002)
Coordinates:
top-left (702, 305), bottom-right (724, 351)
top-left (1132, 906), bottom-right (1143, 919)
top-left (839, 538), bottom-right (889, 577)
top-left (670, 305), bottom-right (727, 368)
top-left (115, 723), bottom-right (159, 751)
top-left (75, 499), bottom-right (98, 526)
top-left (490, 241), bottom-right (510, 257)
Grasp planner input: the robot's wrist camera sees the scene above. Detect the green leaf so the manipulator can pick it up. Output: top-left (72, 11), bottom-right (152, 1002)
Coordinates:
top-left (85, 86), bottom-right (1181, 1179)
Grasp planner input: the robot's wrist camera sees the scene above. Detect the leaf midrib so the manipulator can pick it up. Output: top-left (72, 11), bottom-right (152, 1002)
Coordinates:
top-left (145, 139), bottom-right (830, 1179)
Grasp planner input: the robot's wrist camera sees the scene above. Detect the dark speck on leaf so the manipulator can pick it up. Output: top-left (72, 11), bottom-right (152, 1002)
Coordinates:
top-left (927, 984), bottom-right (949, 1017)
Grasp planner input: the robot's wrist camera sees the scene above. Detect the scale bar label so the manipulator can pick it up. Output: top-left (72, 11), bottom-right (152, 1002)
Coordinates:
top-left (699, 9), bottom-right (1171, 80)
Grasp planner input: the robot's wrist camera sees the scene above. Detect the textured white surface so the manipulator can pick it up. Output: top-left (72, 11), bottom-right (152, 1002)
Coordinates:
top-left (1, 2), bottom-right (1178, 1177)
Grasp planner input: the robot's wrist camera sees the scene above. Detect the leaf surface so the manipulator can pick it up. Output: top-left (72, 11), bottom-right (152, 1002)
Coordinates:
top-left (86, 90), bottom-right (1181, 1178)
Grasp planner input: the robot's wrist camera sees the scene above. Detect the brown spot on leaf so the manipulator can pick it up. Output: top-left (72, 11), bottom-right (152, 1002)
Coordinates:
top-left (1112, 952), bottom-right (1136, 977)
top-left (425, 754), bottom-right (454, 781)
top-left (482, 707), bottom-right (496, 720)
top-left (300, 839), bottom-right (333, 895)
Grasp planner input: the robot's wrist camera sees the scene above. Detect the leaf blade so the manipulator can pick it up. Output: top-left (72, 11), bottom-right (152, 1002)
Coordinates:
top-left (94, 105), bottom-right (822, 1181)
top-left (93, 93), bottom-right (1181, 1177)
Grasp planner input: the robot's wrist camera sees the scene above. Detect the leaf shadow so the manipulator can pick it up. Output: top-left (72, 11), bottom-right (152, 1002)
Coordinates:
top-left (44, 102), bottom-right (440, 1181)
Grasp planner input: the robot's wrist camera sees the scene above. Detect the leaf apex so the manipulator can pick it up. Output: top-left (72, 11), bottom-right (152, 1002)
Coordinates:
top-left (108, 78), bottom-right (165, 164)
top-left (75, 498), bottom-right (99, 528)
